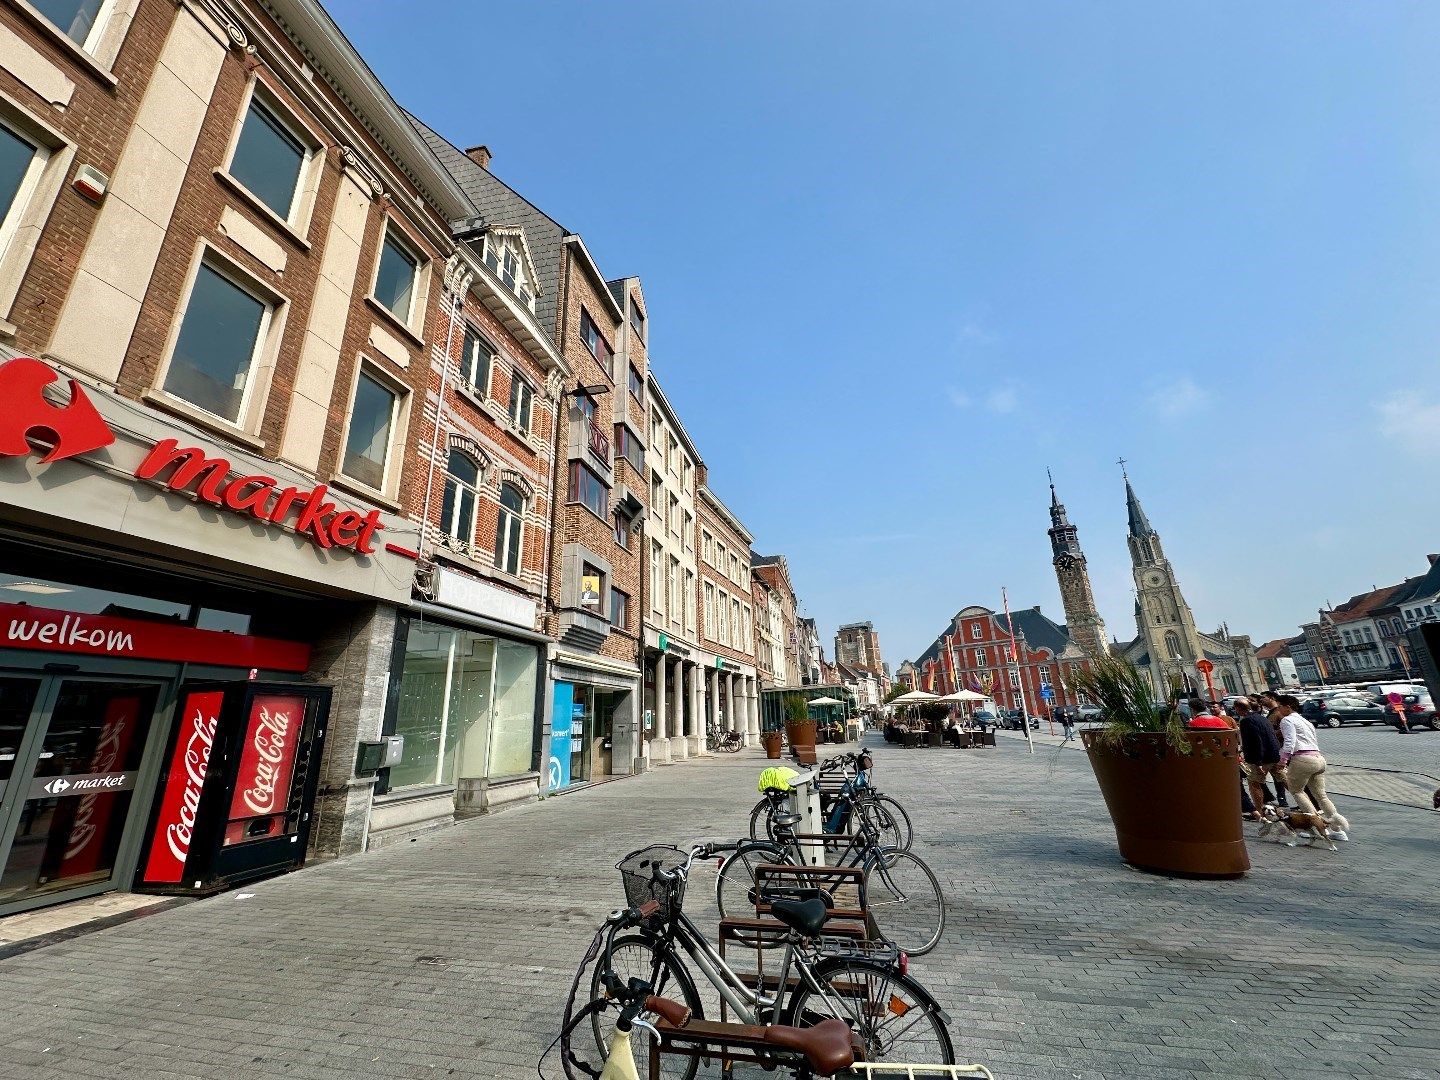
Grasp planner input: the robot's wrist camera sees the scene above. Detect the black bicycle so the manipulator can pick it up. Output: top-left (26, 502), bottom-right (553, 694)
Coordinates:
top-left (558, 844), bottom-right (956, 1080)
top-left (750, 752), bottom-right (914, 852)
top-left (721, 789), bottom-right (945, 957)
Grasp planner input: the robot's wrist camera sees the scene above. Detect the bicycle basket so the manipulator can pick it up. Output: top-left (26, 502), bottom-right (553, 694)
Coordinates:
top-left (617, 845), bottom-right (687, 924)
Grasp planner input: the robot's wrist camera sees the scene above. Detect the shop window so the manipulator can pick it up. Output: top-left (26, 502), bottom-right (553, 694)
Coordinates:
top-left (510, 373), bottom-right (535, 433)
top-left (374, 227), bottom-right (419, 323)
top-left (227, 92), bottom-right (311, 222)
top-left (461, 327), bottom-right (491, 396)
top-left (390, 624), bottom-right (538, 789)
top-left (341, 368), bottom-right (400, 492)
top-left (494, 483), bottom-right (525, 576)
top-left (568, 461), bottom-right (607, 520)
top-left (162, 262), bottom-right (272, 424)
top-left (440, 450), bottom-right (481, 544)
top-left (610, 587), bottom-right (629, 629)
top-left (32, 0), bottom-right (112, 48)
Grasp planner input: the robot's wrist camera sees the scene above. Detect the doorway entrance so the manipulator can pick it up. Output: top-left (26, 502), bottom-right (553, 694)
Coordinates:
top-left (0, 672), bottom-right (167, 916)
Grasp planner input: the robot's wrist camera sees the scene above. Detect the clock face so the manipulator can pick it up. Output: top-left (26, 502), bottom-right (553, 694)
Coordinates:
top-left (1145, 571), bottom-right (1165, 588)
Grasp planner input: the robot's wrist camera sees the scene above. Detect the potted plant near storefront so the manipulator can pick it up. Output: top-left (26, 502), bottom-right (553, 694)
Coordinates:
top-left (1074, 654), bottom-right (1249, 878)
top-left (783, 692), bottom-right (816, 752)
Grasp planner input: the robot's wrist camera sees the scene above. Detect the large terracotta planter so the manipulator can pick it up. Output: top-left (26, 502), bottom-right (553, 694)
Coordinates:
top-left (1082, 728), bottom-right (1249, 878)
top-left (762, 731), bottom-right (783, 759)
top-left (785, 719), bottom-right (817, 750)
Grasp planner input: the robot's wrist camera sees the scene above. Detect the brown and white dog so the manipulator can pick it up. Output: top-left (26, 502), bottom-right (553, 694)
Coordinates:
top-left (1256, 805), bottom-right (1339, 852)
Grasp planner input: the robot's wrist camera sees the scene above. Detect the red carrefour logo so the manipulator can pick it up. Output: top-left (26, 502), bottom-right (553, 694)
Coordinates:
top-left (0, 356), bottom-right (116, 463)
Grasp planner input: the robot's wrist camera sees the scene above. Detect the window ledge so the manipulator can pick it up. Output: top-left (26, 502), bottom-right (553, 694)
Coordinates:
top-left (7, 0), bottom-right (119, 88)
top-left (141, 390), bottom-right (266, 451)
top-left (455, 382), bottom-right (492, 415)
top-left (433, 545), bottom-right (540, 598)
top-left (374, 783), bottom-right (455, 805)
top-left (212, 170), bottom-right (313, 251)
top-left (365, 295), bottom-right (426, 350)
top-left (328, 473), bottom-right (402, 512)
top-left (0, 317), bottom-right (17, 340)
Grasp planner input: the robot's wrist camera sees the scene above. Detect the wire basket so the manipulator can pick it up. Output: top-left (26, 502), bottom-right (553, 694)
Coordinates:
top-left (617, 845), bottom-right (687, 925)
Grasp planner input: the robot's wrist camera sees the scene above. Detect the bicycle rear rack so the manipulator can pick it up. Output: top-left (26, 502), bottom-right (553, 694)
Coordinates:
top-left (845, 1066), bottom-right (994, 1079)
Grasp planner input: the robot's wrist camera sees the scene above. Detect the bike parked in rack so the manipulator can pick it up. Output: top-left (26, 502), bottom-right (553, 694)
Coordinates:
top-left (556, 844), bottom-right (956, 1080)
top-left (707, 724), bottom-right (745, 753)
top-left (751, 752), bottom-right (914, 852)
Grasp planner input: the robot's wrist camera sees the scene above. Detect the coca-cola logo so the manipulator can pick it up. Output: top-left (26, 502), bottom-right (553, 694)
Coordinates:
top-left (61, 711), bottom-right (128, 860)
top-left (239, 705), bottom-right (292, 816)
top-left (165, 707), bottom-right (217, 865)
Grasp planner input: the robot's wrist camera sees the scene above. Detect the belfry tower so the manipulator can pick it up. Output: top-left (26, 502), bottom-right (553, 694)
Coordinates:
top-left (1048, 471), bottom-right (1109, 657)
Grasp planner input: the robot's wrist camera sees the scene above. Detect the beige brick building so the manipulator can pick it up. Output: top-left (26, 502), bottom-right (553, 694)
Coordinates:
top-left (696, 479), bottom-right (761, 744)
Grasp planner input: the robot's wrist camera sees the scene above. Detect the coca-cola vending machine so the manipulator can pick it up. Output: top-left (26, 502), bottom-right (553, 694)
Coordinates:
top-left (135, 682), bottom-right (330, 895)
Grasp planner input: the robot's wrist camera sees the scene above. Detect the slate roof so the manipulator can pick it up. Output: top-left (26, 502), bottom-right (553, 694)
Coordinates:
top-left (1125, 479), bottom-right (1154, 538)
top-left (406, 113), bottom-right (567, 337)
top-left (1393, 557), bottom-right (1440, 606)
top-left (994, 606), bottom-right (1071, 657)
top-left (1328, 580), bottom-right (1416, 624)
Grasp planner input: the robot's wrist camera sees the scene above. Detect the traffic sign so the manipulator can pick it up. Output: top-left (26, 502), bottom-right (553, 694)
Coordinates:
top-left (1040, 686), bottom-right (1055, 702)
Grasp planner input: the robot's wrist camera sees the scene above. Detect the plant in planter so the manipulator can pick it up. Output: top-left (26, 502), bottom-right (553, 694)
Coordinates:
top-left (783, 693), bottom-right (816, 750)
top-left (1072, 654), bottom-right (1249, 878)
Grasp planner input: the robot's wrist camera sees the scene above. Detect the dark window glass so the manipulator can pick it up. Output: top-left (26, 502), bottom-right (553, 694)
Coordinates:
top-left (0, 125), bottom-right (38, 225)
top-left (569, 462), bottom-right (607, 520)
top-left (229, 97), bottom-right (306, 219)
top-left (441, 450), bottom-right (479, 542)
top-left (617, 426), bottom-right (644, 471)
top-left (342, 371), bottom-right (396, 490)
top-left (628, 365), bottom-right (644, 401)
top-left (580, 309), bottom-right (613, 364)
top-left (375, 232), bottom-right (418, 320)
top-left (495, 483), bottom-right (524, 575)
top-left (630, 303), bottom-right (644, 338)
top-left (33, 0), bottom-right (104, 45)
top-left (163, 264), bottom-right (267, 422)
top-left (613, 511), bottom-right (630, 549)
top-left (610, 588), bottom-right (629, 628)
top-left (509, 376), bottom-right (533, 431)
top-left (462, 328), bottom-right (490, 392)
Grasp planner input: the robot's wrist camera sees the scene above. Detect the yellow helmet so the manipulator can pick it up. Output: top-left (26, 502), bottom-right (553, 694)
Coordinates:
top-left (757, 766), bottom-right (800, 794)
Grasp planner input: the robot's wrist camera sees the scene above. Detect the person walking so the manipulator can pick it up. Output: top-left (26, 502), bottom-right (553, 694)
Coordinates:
top-left (1058, 707), bottom-right (1077, 741)
top-left (1277, 694), bottom-right (1351, 840)
top-left (1238, 698), bottom-right (1286, 817)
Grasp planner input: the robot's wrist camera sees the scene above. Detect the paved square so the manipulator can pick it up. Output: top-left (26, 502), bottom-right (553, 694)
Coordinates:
top-left (0, 736), bottom-right (1436, 1079)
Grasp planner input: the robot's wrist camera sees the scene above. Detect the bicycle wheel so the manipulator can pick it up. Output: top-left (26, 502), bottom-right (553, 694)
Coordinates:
top-left (855, 795), bottom-right (904, 852)
top-left (573, 933), bottom-right (701, 1080)
top-left (863, 848), bottom-right (945, 957)
top-left (868, 794), bottom-right (914, 852)
top-left (785, 956), bottom-right (955, 1065)
top-left (716, 842), bottom-right (791, 943)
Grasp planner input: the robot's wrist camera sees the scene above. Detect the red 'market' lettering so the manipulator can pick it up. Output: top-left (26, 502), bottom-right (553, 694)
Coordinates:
top-left (291, 486), bottom-right (336, 548)
top-left (222, 474), bottom-right (277, 515)
top-left (135, 440), bottom-right (231, 504)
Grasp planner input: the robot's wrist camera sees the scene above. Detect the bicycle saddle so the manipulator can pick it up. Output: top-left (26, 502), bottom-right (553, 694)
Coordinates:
top-left (764, 1018), bottom-right (856, 1075)
top-left (767, 895), bottom-right (829, 938)
top-left (771, 811), bottom-right (802, 829)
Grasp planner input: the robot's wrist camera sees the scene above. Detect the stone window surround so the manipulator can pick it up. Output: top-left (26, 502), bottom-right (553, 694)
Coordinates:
top-left (0, 90), bottom-right (72, 336)
top-left (332, 353), bottom-right (411, 505)
top-left (8, 0), bottom-right (142, 81)
top-left (560, 542), bottom-right (614, 638)
top-left (216, 71), bottom-right (327, 244)
top-left (146, 239), bottom-right (291, 444)
top-left (365, 212), bottom-right (431, 346)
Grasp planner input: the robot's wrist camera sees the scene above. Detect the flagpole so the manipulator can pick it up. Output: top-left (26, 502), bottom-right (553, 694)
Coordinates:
top-left (1003, 587), bottom-right (1034, 755)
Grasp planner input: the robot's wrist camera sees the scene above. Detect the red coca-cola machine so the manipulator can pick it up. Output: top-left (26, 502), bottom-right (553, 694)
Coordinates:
top-left (135, 682), bottom-right (330, 895)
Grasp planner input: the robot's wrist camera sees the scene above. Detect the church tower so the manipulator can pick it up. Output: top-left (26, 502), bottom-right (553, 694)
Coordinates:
top-left (1048, 472), bottom-right (1109, 657)
top-left (1125, 469), bottom-right (1206, 696)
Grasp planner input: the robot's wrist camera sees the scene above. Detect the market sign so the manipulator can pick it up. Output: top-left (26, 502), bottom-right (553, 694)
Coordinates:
top-left (0, 356), bottom-right (385, 556)
top-left (0, 602), bottom-right (311, 670)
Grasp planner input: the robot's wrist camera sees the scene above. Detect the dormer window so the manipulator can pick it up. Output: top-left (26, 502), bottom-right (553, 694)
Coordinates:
top-left (482, 229), bottom-right (538, 311)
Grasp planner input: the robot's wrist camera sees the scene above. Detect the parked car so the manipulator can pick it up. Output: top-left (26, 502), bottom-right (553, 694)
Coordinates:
top-left (1303, 695), bottom-right (1389, 728)
top-left (1384, 694), bottom-right (1438, 731)
top-left (1076, 703), bottom-right (1104, 722)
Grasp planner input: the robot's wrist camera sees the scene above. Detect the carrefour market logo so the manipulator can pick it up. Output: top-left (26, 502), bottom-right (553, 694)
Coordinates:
top-left (0, 356), bottom-right (384, 555)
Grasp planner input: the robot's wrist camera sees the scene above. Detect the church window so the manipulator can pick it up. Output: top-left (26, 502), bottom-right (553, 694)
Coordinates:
top-left (1164, 631), bottom-right (1182, 660)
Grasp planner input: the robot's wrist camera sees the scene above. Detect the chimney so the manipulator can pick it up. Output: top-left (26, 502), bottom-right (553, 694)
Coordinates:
top-left (1428, 553), bottom-right (1439, 567)
top-left (464, 145), bottom-right (491, 170)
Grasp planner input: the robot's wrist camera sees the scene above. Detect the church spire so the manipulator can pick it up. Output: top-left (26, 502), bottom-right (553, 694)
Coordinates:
top-left (1125, 477), bottom-right (1153, 538)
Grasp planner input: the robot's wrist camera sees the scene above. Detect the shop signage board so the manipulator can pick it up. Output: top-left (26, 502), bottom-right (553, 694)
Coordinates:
top-left (225, 693), bottom-right (305, 845)
top-left (0, 602), bottom-right (310, 671)
top-left (549, 682), bottom-right (573, 791)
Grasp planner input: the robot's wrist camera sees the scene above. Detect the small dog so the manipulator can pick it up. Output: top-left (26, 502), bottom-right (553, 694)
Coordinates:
top-left (1256, 805), bottom-right (1339, 852)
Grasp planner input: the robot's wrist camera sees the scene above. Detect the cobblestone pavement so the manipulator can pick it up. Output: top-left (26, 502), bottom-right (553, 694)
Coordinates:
top-left (0, 736), bottom-right (1437, 1080)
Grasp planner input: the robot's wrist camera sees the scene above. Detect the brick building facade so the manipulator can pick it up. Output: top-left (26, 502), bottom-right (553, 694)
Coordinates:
top-left (697, 479), bottom-right (761, 743)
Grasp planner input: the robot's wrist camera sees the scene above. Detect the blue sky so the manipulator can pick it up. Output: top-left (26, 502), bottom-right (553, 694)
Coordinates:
top-left (333, 0), bottom-right (1440, 664)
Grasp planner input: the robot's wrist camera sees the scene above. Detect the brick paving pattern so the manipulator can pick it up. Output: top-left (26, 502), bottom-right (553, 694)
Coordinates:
top-left (0, 735), bottom-right (1436, 1079)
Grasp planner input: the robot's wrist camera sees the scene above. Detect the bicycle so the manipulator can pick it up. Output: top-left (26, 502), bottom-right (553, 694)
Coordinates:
top-left (707, 724), bottom-right (744, 754)
top-left (720, 784), bottom-right (945, 957)
top-left (557, 844), bottom-right (956, 1079)
top-left (751, 753), bottom-right (913, 852)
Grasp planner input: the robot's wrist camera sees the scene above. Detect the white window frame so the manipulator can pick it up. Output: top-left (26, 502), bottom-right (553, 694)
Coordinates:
top-left (718, 588), bottom-right (730, 646)
top-left (509, 370), bottom-right (535, 433)
top-left (25, 0), bottom-right (117, 55)
top-left (704, 581), bottom-right (716, 637)
top-left (152, 243), bottom-right (288, 436)
top-left (684, 569), bottom-right (696, 633)
top-left (220, 79), bottom-right (324, 236)
top-left (494, 482), bottom-right (526, 576)
top-left (371, 221), bottom-right (427, 332)
top-left (461, 325), bottom-right (493, 397)
top-left (337, 359), bottom-right (409, 498)
top-left (651, 540), bottom-right (665, 616)
top-left (971, 623), bottom-right (982, 640)
top-left (0, 98), bottom-right (72, 329)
